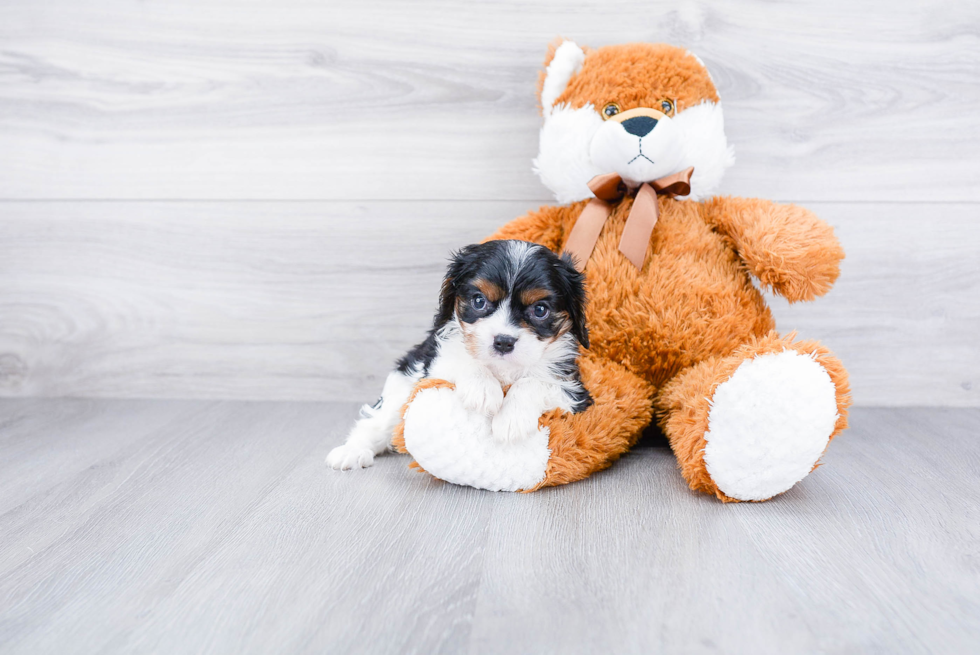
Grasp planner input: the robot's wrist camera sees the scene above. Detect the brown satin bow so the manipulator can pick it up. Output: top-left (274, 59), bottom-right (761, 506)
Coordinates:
top-left (562, 166), bottom-right (694, 271)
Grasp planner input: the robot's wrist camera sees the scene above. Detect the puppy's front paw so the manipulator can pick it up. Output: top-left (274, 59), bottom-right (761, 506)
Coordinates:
top-left (491, 402), bottom-right (541, 444)
top-left (326, 444), bottom-right (375, 470)
top-left (455, 375), bottom-right (504, 416)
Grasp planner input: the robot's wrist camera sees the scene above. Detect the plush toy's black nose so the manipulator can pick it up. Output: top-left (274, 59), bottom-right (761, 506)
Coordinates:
top-left (493, 334), bottom-right (517, 354)
top-left (621, 115), bottom-right (658, 137)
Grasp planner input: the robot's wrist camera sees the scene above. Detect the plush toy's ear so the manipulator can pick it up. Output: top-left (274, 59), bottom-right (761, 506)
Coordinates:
top-left (537, 39), bottom-right (586, 115)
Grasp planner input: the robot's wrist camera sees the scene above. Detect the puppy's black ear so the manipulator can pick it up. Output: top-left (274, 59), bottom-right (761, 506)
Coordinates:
top-left (557, 252), bottom-right (590, 349)
top-left (434, 275), bottom-right (456, 328)
top-left (435, 244), bottom-right (484, 327)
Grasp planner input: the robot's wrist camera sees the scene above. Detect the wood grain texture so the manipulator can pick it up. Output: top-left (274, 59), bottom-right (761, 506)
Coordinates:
top-left (0, 401), bottom-right (978, 653)
top-left (1, 0), bottom-right (978, 201)
top-left (0, 200), bottom-right (977, 406)
top-left (0, 1), bottom-right (977, 405)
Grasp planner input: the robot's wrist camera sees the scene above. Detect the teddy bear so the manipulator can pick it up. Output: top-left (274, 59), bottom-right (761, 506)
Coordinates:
top-left (394, 40), bottom-right (851, 502)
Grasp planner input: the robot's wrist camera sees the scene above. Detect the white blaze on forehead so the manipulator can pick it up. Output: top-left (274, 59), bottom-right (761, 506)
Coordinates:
top-left (505, 240), bottom-right (533, 280)
top-left (540, 40), bottom-right (586, 115)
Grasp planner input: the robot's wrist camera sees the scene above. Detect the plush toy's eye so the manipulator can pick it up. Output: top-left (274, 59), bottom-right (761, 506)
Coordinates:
top-left (532, 303), bottom-right (550, 319)
top-left (472, 294), bottom-right (487, 311)
top-left (602, 103), bottom-right (621, 119)
top-left (660, 99), bottom-right (675, 116)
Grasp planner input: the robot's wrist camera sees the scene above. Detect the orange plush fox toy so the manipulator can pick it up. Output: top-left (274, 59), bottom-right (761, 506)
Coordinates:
top-left (395, 40), bottom-right (851, 502)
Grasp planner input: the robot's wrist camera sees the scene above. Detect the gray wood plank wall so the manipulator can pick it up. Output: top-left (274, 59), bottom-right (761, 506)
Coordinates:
top-left (1, 1), bottom-right (978, 405)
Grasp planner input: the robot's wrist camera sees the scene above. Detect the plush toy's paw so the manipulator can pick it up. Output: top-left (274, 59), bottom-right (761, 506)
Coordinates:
top-left (402, 385), bottom-right (551, 492)
top-left (491, 397), bottom-right (543, 443)
top-left (326, 444), bottom-right (375, 470)
top-left (703, 350), bottom-right (840, 501)
top-left (455, 373), bottom-right (504, 416)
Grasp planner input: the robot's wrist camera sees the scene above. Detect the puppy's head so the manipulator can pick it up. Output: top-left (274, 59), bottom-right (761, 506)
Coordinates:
top-left (437, 240), bottom-right (588, 379)
top-left (533, 40), bottom-right (735, 203)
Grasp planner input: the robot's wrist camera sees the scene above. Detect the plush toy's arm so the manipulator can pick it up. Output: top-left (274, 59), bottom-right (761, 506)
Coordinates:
top-left (700, 196), bottom-right (844, 302)
top-left (484, 203), bottom-right (579, 252)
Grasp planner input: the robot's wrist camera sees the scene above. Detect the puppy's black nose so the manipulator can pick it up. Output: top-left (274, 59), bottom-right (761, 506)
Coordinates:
top-left (621, 115), bottom-right (658, 137)
top-left (493, 334), bottom-right (517, 354)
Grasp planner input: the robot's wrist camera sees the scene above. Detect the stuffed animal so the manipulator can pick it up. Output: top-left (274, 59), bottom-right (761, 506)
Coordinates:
top-left (395, 40), bottom-right (851, 502)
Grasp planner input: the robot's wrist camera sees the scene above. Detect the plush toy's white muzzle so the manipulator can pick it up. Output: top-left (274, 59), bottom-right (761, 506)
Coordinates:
top-left (589, 109), bottom-right (687, 188)
top-left (403, 386), bottom-right (552, 492)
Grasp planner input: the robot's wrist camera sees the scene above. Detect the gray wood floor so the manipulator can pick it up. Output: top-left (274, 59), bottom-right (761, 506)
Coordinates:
top-left (1, 401), bottom-right (977, 654)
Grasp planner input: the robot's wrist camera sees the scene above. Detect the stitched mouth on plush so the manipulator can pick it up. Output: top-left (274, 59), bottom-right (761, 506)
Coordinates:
top-left (589, 111), bottom-right (687, 188)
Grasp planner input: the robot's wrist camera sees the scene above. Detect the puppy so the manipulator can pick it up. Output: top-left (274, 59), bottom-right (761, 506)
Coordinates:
top-left (327, 239), bottom-right (592, 470)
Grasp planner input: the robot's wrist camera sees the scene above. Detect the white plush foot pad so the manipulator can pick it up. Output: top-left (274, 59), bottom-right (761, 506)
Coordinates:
top-left (703, 350), bottom-right (839, 501)
top-left (402, 387), bottom-right (551, 492)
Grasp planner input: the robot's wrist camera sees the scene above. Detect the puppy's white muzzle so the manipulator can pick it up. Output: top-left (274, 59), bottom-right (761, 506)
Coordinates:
top-left (464, 301), bottom-right (548, 385)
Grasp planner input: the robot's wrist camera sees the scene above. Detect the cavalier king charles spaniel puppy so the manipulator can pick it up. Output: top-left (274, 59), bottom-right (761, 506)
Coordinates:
top-left (327, 239), bottom-right (592, 470)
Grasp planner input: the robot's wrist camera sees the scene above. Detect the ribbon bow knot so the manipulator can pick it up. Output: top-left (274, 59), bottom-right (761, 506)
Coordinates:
top-left (562, 166), bottom-right (694, 271)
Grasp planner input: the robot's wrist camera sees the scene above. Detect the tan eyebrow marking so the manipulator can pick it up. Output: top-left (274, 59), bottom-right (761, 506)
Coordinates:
top-left (473, 279), bottom-right (505, 302)
top-left (520, 288), bottom-right (551, 306)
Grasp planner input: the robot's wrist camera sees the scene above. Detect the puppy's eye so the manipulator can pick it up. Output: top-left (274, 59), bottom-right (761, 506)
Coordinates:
top-left (532, 303), bottom-right (550, 319)
top-left (602, 103), bottom-right (620, 119)
top-left (660, 99), bottom-right (675, 115)
top-left (472, 294), bottom-right (487, 311)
